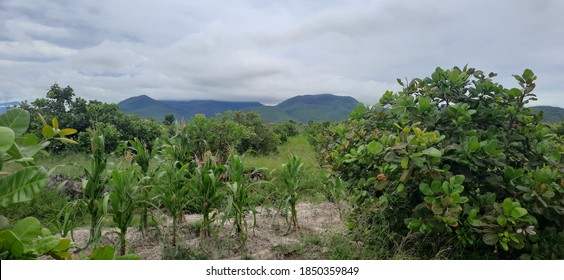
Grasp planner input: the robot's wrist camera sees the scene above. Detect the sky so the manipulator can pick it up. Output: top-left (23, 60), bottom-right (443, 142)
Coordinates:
top-left (0, 0), bottom-right (563, 107)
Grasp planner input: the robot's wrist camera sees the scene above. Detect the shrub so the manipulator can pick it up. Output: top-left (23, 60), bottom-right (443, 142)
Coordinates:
top-left (326, 66), bottom-right (564, 259)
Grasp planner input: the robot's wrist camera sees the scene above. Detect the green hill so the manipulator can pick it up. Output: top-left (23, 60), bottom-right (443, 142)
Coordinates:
top-left (529, 106), bottom-right (564, 123)
top-left (118, 94), bottom-right (359, 122)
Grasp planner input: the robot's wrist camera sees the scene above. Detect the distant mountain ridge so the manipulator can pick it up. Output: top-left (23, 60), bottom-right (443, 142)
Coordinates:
top-left (118, 94), bottom-right (360, 122)
top-left (528, 106), bottom-right (564, 123)
top-left (0, 101), bottom-right (20, 114)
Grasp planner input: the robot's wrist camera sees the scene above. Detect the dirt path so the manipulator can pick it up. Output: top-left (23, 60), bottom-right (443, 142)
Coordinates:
top-left (68, 201), bottom-right (346, 260)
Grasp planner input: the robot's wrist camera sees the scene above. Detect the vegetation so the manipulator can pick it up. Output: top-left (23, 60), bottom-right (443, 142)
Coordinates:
top-left (2, 66), bottom-right (562, 260)
top-left (321, 66), bottom-right (563, 259)
top-left (277, 155), bottom-right (305, 237)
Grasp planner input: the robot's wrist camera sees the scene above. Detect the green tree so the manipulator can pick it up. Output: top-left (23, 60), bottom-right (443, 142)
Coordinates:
top-left (326, 66), bottom-right (563, 259)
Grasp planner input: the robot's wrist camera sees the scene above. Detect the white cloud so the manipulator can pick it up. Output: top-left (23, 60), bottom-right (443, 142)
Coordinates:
top-left (0, 0), bottom-right (563, 108)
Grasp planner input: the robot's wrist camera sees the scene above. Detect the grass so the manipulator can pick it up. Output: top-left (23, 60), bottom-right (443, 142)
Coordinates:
top-left (2, 188), bottom-right (84, 231)
top-left (245, 135), bottom-right (329, 204)
top-left (245, 134), bottom-right (320, 170)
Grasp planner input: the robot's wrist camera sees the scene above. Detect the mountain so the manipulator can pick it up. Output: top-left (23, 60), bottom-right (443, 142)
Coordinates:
top-left (529, 106), bottom-right (564, 123)
top-left (118, 95), bottom-right (265, 121)
top-left (0, 101), bottom-right (20, 114)
top-left (118, 94), bottom-right (359, 122)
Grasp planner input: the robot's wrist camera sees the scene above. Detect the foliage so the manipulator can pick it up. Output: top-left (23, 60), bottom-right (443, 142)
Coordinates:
top-left (325, 66), bottom-right (564, 259)
top-left (82, 245), bottom-right (142, 260)
top-left (0, 217), bottom-right (71, 260)
top-left (108, 167), bottom-right (140, 255)
top-left (127, 138), bottom-right (157, 235)
top-left (221, 111), bottom-right (279, 155)
top-left (0, 109), bottom-right (75, 261)
top-left (154, 160), bottom-right (191, 247)
top-left (186, 114), bottom-right (247, 161)
top-left (277, 155), bottom-right (305, 237)
top-left (190, 152), bottom-right (225, 242)
top-left (274, 120), bottom-right (300, 143)
top-left (20, 84), bottom-right (162, 153)
top-left (223, 155), bottom-right (257, 248)
top-left (3, 188), bottom-right (72, 229)
top-left (82, 128), bottom-right (110, 246)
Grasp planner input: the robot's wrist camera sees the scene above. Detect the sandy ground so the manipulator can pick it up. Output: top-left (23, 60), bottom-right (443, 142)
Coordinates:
top-left (67, 201), bottom-right (346, 260)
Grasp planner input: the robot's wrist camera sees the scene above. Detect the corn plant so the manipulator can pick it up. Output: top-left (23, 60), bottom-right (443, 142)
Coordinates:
top-left (128, 138), bottom-right (157, 236)
top-left (278, 155), bottom-right (304, 238)
top-left (223, 155), bottom-right (257, 248)
top-left (323, 175), bottom-right (347, 217)
top-left (83, 128), bottom-right (110, 246)
top-left (154, 161), bottom-right (191, 247)
top-left (108, 167), bottom-right (139, 256)
top-left (190, 152), bottom-right (225, 242)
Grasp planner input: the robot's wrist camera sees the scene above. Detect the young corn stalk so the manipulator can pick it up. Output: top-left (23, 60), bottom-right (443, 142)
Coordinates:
top-left (223, 155), bottom-right (257, 249)
top-left (83, 128), bottom-right (109, 246)
top-left (191, 151), bottom-right (224, 244)
top-left (128, 138), bottom-right (156, 236)
top-left (154, 161), bottom-right (191, 247)
top-left (108, 167), bottom-right (139, 255)
top-left (278, 155), bottom-right (304, 238)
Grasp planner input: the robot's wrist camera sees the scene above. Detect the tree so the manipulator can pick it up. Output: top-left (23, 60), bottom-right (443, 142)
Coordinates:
top-left (326, 66), bottom-right (563, 259)
top-left (163, 114), bottom-right (175, 126)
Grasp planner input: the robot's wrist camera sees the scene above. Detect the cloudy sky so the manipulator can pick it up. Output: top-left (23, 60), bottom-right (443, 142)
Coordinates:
top-left (1, 0), bottom-right (563, 106)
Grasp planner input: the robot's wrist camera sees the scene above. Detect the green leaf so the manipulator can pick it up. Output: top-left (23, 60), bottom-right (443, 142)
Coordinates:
top-left (483, 233), bottom-right (498, 245)
top-left (90, 245), bottom-right (115, 260)
top-left (422, 147), bottom-right (442, 158)
top-left (419, 183), bottom-right (433, 196)
top-left (418, 97), bottom-right (431, 111)
top-left (502, 198), bottom-right (514, 216)
top-left (0, 108), bottom-right (30, 136)
top-left (58, 128), bottom-right (77, 136)
top-left (51, 117), bottom-right (59, 130)
top-left (401, 157), bottom-right (409, 169)
top-left (449, 175), bottom-right (465, 186)
top-left (522, 69), bottom-right (535, 81)
top-left (0, 166), bottom-right (48, 208)
top-left (396, 183), bottom-right (405, 193)
top-left (12, 217), bottom-right (41, 244)
top-left (22, 133), bottom-right (39, 146)
top-left (431, 204), bottom-right (443, 214)
top-left (407, 219), bottom-right (421, 230)
top-left (0, 230), bottom-right (24, 257)
top-left (0, 127), bottom-right (15, 153)
top-left (54, 137), bottom-right (79, 144)
top-left (367, 141), bottom-right (384, 154)
top-left (115, 254), bottom-right (142, 260)
top-left (42, 125), bottom-right (55, 138)
top-left (510, 207), bottom-right (528, 218)
top-left (33, 236), bottom-right (62, 254)
top-left (497, 215), bottom-right (507, 226)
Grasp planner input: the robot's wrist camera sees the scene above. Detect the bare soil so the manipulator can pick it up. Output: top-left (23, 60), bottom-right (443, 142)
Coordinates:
top-left (68, 201), bottom-right (346, 260)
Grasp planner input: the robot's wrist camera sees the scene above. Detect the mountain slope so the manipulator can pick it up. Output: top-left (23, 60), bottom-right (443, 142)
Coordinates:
top-left (118, 95), bottom-right (175, 120)
top-left (0, 101), bottom-right (20, 114)
top-left (118, 94), bottom-right (359, 122)
top-left (529, 106), bottom-right (564, 123)
top-left (275, 94), bottom-right (359, 122)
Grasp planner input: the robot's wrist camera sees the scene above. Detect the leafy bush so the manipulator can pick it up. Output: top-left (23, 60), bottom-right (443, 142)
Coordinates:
top-left (221, 111), bottom-right (280, 155)
top-left (274, 120), bottom-right (300, 143)
top-left (325, 66), bottom-right (564, 259)
top-left (0, 108), bottom-right (76, 259)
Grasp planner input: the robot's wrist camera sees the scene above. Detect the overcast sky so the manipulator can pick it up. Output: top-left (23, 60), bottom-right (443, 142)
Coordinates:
top-left (1, 0), bottom-right (563, 107)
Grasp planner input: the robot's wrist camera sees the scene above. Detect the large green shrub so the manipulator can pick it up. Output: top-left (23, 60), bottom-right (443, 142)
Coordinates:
top-left (326, 66), bottom-right (563, 259)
